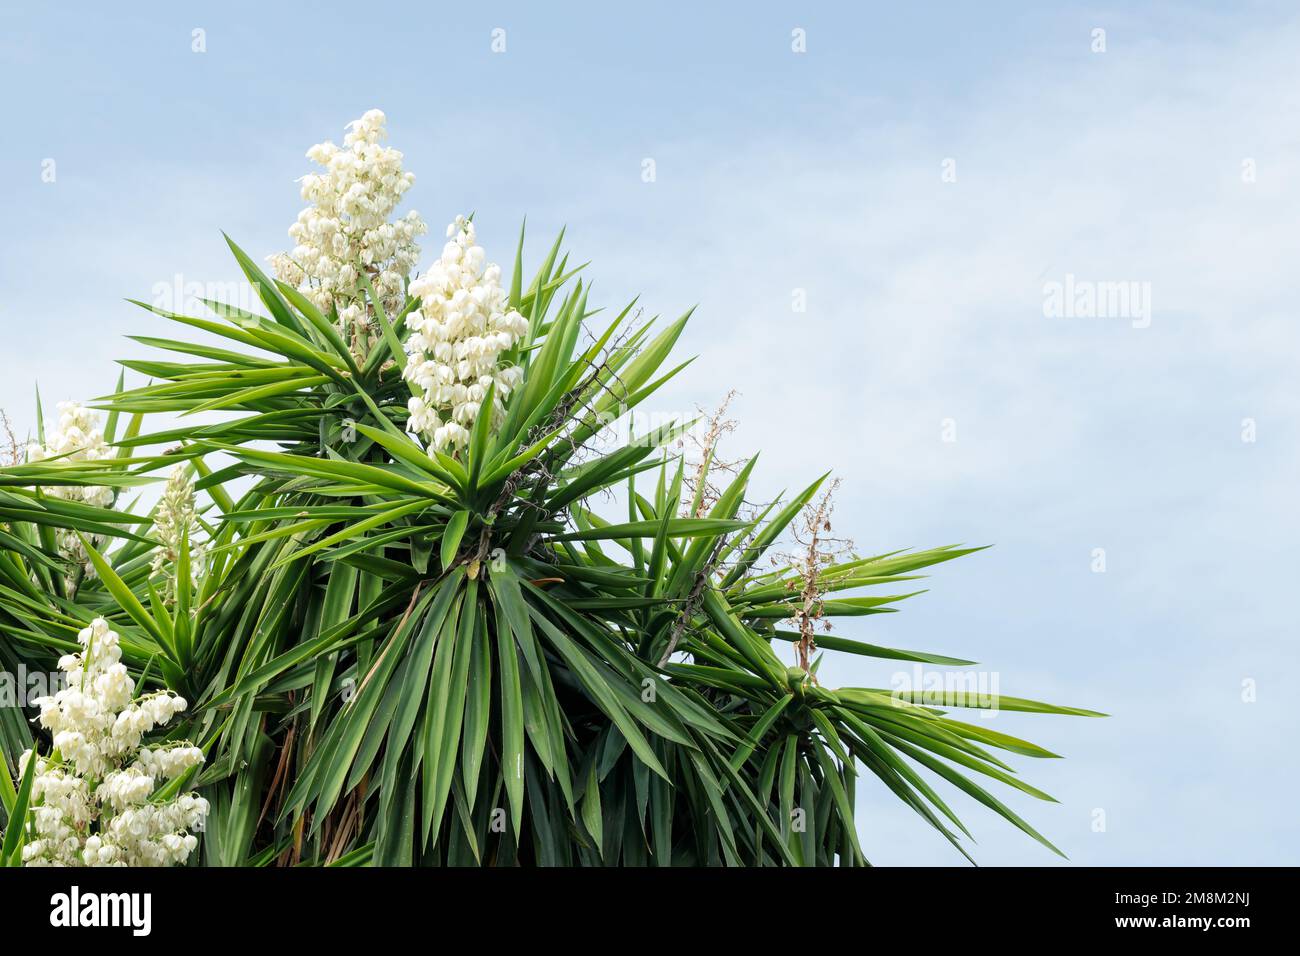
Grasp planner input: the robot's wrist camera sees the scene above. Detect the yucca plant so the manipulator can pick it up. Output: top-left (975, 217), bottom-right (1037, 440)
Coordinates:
top-left (0, 115), bottom-right (1101, 867)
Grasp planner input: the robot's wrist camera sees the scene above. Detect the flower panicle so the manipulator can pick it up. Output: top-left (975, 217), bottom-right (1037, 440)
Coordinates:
top-left (149, 463), bottom-right (204, 600)
top-left (25, 401), bottom-right (113, 582)
top-left (402, 216), bottom-right (527, 452)
top-left (17, 617), bottom-right (207, 867)
top-left (269, 108), bottom-right (427, 347)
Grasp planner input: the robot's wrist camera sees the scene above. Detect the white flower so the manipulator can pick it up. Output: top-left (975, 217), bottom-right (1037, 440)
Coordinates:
top-left (270, 109), bottom-right (427, 346)
top-left (136, 744), bottom-right (204, 781)
top-left (403, 217), bottom-right (528, 452)
top-left (100, 768), bottom-right (154, 811)
top-left (8, 617), bottom-right (206, 867)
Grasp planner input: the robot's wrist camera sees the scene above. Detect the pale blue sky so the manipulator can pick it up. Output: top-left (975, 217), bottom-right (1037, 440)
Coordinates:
top-left (2, 1), bottom-right (1297, 865)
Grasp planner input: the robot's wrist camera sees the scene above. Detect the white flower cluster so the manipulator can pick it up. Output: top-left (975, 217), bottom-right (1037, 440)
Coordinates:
top-left (16, 618), bottom-right (208, 866)
top-left (25, 402), bottom-right (114, 577)
top-left (269, 109), bottom-right (427, 342)
top-left (149, 464), bottom-right (204, 600)
top-left (403, 216), bottom-right (528, 451)
top-left (25, 402), bottom-right (113, 507)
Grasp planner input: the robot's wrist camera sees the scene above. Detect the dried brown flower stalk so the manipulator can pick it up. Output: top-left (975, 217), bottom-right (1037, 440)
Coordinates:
top-left (783, 478), bottom-right (855, 674)
top-left (0, 409), bottom-right (20, 467)
top-left (680, 390), bottom-right (741, 518)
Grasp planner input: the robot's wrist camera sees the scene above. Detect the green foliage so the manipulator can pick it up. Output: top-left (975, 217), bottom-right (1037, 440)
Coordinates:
top-left (0, 229), bottom-right (1102, 866)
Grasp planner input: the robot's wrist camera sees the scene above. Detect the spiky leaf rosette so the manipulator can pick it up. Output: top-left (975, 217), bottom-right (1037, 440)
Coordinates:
top-left (0, 224), bottom-right (1102, 866)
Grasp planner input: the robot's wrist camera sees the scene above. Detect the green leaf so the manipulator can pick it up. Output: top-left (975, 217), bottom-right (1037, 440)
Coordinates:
top-left (552, 518), bottom-right (749, 543)
top-left (222, 233), bottom-right (308, 338)
top-left (2, 746), bottom-right (38, 865)
top-left (581, 759), bottom-right (603, 857)
top-left (441, 510), bottom-right (470, 571)
top-left (78, 535), bottom-right (172, 657)
top-left (493, 600), bottom-right (526, 837)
